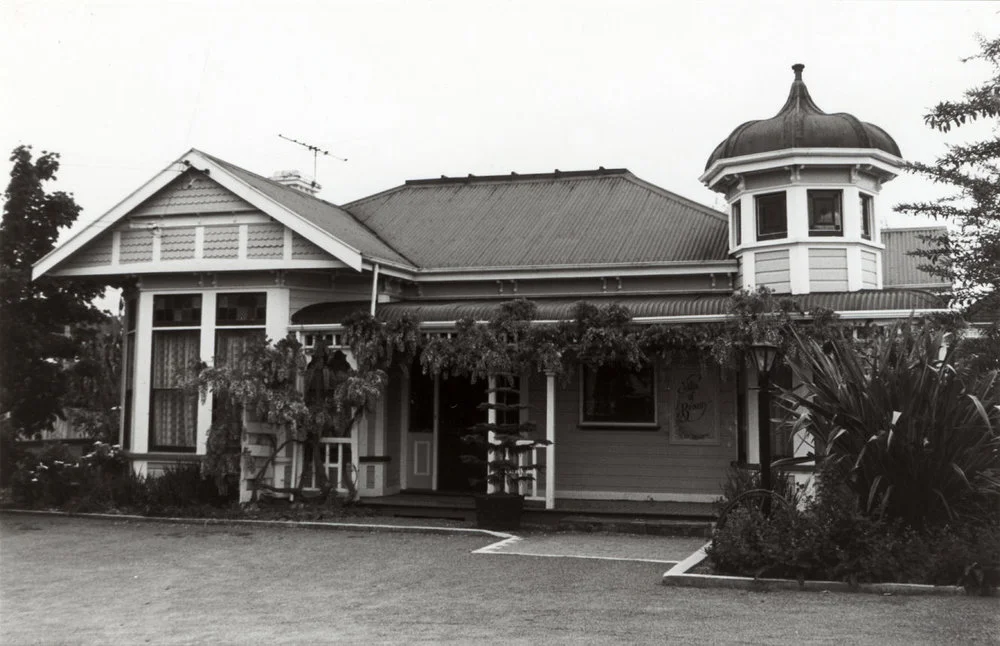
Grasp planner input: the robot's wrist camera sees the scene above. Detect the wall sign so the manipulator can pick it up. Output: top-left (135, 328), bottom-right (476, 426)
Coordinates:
top-left (669, 368), bottom-right (720, 445)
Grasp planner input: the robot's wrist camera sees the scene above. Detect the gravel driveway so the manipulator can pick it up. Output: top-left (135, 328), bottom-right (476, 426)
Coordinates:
top-left (1, 515), bottom-right (996, 645)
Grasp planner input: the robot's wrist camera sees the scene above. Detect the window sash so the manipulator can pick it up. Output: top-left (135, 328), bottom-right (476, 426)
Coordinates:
top-left (149, 330), bottom-right (199, 451)
top-left (580, 363), bottom-right (656, 425)
top-left (808, 190), bottom-right (843, 236)
top-left (755, 193), bottom-right (787, 240)
top-left (216, 292), bottom-right (267, 326)
top-left (860, 194), bottom-right (873, 240)
top-left (152, 294), bottom-right (202, 327)
top-left (732, 202), bottom-right (742, 246)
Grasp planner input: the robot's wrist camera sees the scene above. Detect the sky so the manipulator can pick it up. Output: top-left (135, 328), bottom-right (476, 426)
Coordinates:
top-left (1, 0), bottom-right (997, 245)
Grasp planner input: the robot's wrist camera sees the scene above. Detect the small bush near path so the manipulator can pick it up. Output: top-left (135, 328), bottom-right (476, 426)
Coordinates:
top-left (708, 465), bottom-right (1000, 592)
top-left (4, 441), bottom-right (372, 523)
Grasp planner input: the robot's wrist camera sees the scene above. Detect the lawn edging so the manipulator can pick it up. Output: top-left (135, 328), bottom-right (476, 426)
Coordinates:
top-left (661, 541), bottom-right (968, 596)
top-left (0, 508), bottom-right (514, 540)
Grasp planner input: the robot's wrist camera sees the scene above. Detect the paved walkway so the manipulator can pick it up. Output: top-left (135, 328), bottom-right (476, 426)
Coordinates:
top-left (476, 531), bottom-right (707, 564)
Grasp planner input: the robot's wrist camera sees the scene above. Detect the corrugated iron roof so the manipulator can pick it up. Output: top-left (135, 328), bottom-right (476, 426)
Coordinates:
top-left (882, 227), bottom-right (951, 288)
top-left (202, 153), bottom-right (415, 267)
top-left (343, 170), bottom-right (729, 269)
top-left (291, 290), bottom-right (947, 325)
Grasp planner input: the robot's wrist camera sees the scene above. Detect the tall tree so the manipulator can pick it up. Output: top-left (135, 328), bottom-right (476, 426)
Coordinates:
top-left (0, 146), bottom-right (103, 437)
top-left (895, 35), bottom-right (1000, 308)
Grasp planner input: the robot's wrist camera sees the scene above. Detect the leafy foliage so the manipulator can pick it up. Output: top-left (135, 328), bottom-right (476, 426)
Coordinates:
top-left (895, 34), bottom-right (1000, 307)
top-left (0, 146), bottom-right (104, 437)
top-left (785, 323), bottom-right (1000, 528)
top-left (62, 315), bottom-right (123, 442)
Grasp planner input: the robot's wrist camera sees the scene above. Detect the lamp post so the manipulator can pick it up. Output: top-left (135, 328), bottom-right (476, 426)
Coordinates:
top-left (750, 342), bottom-right (780, 499)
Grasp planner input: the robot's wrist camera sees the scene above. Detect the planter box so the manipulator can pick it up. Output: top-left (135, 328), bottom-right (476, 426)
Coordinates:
top-left (474, 493), bottom-right (524, 531)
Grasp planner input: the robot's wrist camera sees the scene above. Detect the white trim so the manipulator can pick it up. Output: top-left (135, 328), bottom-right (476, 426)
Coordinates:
top-left (131, 292), bottom-right (154, 454)
top-left (33, 149), bottom-right (366, 279)
top-left (111, 231), bottom-right (121, 266)
top-left (431, 374), bottom-right (439, 491)
top-left (412, 261), bottom-right (737, 282)
top-left (557, 490), bottom-right (718, 504)
top-left (47, 258), bottom-right (348, 277)
top-left (237, 224), bottom-right (248, 259)
top-left (545, 371), bottom-right (556, 511)
top-left (701, 148), bottom-right (903, 189)
top-left (32, 160), bottom-right (189, 279)
top-left (196, 292), bottom-right (216, 455)
top-left (194, 226), bottom-right (205, 260)
top-left (282, 227), bottom-right (293, 261)
top-left (399, 368), bottom-right (410, 490)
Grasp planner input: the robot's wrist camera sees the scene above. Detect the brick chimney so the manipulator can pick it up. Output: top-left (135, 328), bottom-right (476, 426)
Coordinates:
top-left (269, 170), bottom-right (321, 196)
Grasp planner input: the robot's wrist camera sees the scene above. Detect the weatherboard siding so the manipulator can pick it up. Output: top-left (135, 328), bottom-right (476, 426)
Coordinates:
top-left (526, 363), bottom-right (737, 497)
top-left (62, 232), bottom-right (113, 268)
top-left (754, 249), bottom-right (790, 293)
top-left (861, 249), bottom-right (878, 288)
top-left (247, 223), bottom-right (284, 259)
top-left (119, 229), bottom-right (154, 263)
top-left (808, 248), bottom-right (849, 292)
top-left (291, 232), bottom-right (328, 260)
top-left (203, 225), bottom-right (240, 259)
top-left (160, 227), bottom-right (197, 260)
top-left (130, 171), bottom-right (254, 217)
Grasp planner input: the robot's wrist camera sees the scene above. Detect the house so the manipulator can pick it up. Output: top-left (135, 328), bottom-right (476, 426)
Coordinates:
top-left (32, 64), bottom-right (949, 508)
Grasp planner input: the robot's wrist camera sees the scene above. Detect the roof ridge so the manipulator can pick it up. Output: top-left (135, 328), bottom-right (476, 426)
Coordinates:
top-left (403, 167), bottom-right (629, 187)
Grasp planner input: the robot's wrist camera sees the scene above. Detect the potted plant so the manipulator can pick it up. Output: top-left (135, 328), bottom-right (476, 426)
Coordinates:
top-left (462, 376), bottom-right (550, 530)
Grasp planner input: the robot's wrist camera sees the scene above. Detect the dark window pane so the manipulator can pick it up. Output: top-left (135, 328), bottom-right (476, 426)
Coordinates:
top-left (216, 292), bottom-right (267, 326)
top-left (153, 294), bottom-right (202, 327)
top-left (733, 202), bottom-right (742, 246)
top-left (149, 330), bottom-right (199, 451)
top-left (581, 363), bottom-right (655, 424)
top-left (808, 190), bottom-right (843, 236)
top-left (860, 194), bottom-right (873, 240)
top-left (755, 193), bottom-right (787, 240)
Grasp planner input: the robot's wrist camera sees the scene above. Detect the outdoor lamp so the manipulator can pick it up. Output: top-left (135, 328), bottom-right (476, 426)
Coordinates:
top-left (749, 341), bottom-right (780, 505)
top-left (750, 342), bottom-right (779, 378)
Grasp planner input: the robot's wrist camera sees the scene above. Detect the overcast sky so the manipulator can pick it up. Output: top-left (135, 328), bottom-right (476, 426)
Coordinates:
top-left (2, 1), bottom-right (997, 241)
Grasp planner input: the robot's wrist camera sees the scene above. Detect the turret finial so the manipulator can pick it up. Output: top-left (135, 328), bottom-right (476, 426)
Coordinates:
top-left (792, 63), bottom-right (804, 81)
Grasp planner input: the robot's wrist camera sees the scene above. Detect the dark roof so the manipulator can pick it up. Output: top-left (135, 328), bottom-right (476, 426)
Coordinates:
top-left (705, 64), bottom-right (901, 170)
top-left (201, 152), bottom-right (415, 267)
top-left (292, 290), bottom-right (948, 325)
top-left (343, 170), bottom-right (729, 269)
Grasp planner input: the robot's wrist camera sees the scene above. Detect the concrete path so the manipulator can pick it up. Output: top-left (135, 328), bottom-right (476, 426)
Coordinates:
top-left (476, 531), bottom-right (707, 564)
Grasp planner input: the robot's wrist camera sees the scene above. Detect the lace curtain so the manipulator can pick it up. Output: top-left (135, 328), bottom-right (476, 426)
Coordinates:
top-left (151, 330), bottom-right (199, 449)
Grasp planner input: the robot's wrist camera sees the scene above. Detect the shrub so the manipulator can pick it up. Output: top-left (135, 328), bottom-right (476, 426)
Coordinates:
top-left (786, 323), bottom-right (1000, 529)
top-left (708, 464), bottom-right (1000, 590)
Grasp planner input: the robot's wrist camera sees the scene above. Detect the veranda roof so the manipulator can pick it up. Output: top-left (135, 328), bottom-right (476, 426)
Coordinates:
top-left (291, 289), bottom-right (948, 326)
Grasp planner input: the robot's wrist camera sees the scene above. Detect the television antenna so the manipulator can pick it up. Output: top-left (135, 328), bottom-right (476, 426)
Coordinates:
top-left (278, 134), bottom-right (347, 187)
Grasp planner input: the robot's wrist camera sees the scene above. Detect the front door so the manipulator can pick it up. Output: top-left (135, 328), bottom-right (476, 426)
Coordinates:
top-left (406, 367), bottom-right (435, 490)
top-left (437, 375), bottom-right (487, 492)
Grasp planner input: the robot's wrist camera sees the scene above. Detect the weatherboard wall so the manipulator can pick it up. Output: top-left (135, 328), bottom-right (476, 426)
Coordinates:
top-left (526, 363), bottom-right (737, 500)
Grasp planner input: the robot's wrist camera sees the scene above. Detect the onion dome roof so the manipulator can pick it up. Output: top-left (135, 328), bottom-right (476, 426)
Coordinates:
top-left (705, 64), bottom-right (901, 170)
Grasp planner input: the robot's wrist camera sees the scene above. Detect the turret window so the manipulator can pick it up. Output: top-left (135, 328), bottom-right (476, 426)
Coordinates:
top-left (732, 202), bottom-right (742, 246)
top-left (755, 192), bottom-right (787, 241)
top-left (860, 194), bottom-right (874, 240)
top-left (808, 190), bottom-right (843, 236)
